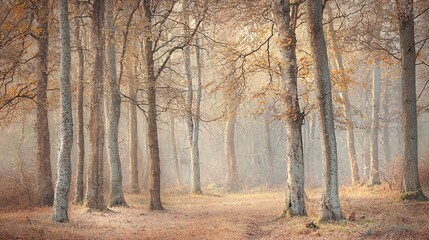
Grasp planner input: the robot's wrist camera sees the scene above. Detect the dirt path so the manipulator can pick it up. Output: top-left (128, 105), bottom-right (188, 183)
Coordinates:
top-left (1, 186), bottom-right (428, 239)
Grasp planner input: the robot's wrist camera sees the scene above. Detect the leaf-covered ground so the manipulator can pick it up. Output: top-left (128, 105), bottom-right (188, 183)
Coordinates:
top-left (0, 185), bottom-right (428, 239)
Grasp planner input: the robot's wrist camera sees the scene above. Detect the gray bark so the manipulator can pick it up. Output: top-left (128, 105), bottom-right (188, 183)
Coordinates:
top-left (397, 0), bottom-right (427, 200)
top-left (73, 0), bottom-right (85, 205)
top-left (191, 35), bottom-right (203, 194)
top-left (170, 115), bottom-right (182, 187)
top-left (369, 59), bottom-right (381, 185)
top-left (383, 80), bottom-right (391, 171)
top-left (306, 0), bottom-right (343, 222)
top-left (182, 1), bottom-right (202, 194)
top-left (85, 0), bottom-right (107, 211)
top-left (264, 117), bottom-right (274, 186)
top-left (326, 4), bottom-right (360, 185)
top-left (35, 0), bottom-right (54, 206)
top-left (105, 0), bottom-right (127, 207)
top-left (273, 0), bottom-right (305, 216)
top-left (129, 59), bottom-right (140, 194)
top-left (52, 0), bottom-right (73, 223)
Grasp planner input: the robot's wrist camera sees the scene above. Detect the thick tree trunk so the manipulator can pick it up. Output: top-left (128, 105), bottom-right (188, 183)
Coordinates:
top-left (225, 112), bottom-right (240, 192)
top-left (73, 0), bottom-right (85, 205)
top-left (170, 115), bottom-right (182, 187)
top-left (369, 59), bottom-right (381, 185)
top-left (397, 0), bottom-right (427, 200)
top-left (128, 61), bottom-right (140, 194)
top-left (35, 0), bottom-right (54, 206)
top-left (326, 4), bottom-right (360, 185)
top-left (273, 0), bottom-right (305, 216)
top-left (105, 0), bottom-right (127, 207)
top-left (143, 0), bottom-right (164, 210)
top-left (52, 0), bottom-right (73, 223)
top-left (85, 0), bottom-right (107, 211)
top-left (306, 0), bottom-right (343, 222)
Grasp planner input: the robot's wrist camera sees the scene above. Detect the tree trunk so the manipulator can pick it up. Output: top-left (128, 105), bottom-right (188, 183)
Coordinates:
top-left (170, 115), bottom-right (182, 187)
top-left (273, 0), bottom-right (305, 216)
top-left (264, 117), bottom-right (274, 186)
top-left (182, 1), bottom-right (202, 194)
top-left (143, 0), bottom-right (164, 210)
top-left (397, 0), bottom-right (427, 200)
top-left (383, 80), bottom-right (391, 172)
top-left (191, 35), bottom-right (203, 194)
top-left (308, 114), bottom-right (317, 180)
top-left (52, 0), bottom-right (73, 222)
top-left (326, 4), bottom-right (360, 185)
top-left (225, 111), bottom-right (240, 192)
top-left (306, 0), bottom-right (343, 222)
top-left (105, 0), bottom-right (127, 207)
top-left (73, 0), bottom-right (85, 205)
top-left (85, 0), bottom-right (107, 211)
top-left (369, 59), bottom-right (381, 185)
top-left (35, 0), bottom-right (54, 206)
top-left (129, 59), bottom-right (140, 194)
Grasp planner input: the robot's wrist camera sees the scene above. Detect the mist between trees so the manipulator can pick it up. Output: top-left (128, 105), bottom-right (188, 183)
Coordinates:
top-left (0, 0), bottom-right (428, 226)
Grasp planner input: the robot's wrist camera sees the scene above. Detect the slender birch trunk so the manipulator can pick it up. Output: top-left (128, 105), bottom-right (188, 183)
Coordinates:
top-left (52, 0), bottom-right (73, 222)
top-left (182, 0), bottom-right (202, 194)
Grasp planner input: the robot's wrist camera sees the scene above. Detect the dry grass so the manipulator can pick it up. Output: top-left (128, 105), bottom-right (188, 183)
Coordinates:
top-left (0, 185), bottom-right (428, 240)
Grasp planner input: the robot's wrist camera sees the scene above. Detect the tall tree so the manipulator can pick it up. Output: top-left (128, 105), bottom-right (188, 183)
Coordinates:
top-left (272, 0), bottom-right (306, 216)
top-left (105, 0), bottom-right (127, 207)
top-left (396, 0), bottom-right (427, 200)
top-left (128, 57), bottom-right (140, 194)
top-left (382, 80), bottom-right (391, 170)
top-left (170, 115), bottom-right (183, 187)
top-left (326, 4), bottom-right (360, 185)
top-left (52, 0), bottom-right (73, 223)
top-left (182, 0), bottom-right (202, 194)
top-left (73, 0), bottom-right (85, 205)
top-left (306, 0), bottom-right (343, 221)
top-left (224, 94), bottom-right (240, 192)
top-left (264, 112), bottom-right (274, 186)
top-left (35, 0), bottom-right (54, 206)
top-left (191, 33), bottom-right (203, 194)
top-left (85, 0), bottom-right (107, 211)
top-left (369, 57), bottom-right (381, 185)
top-left (142, 0), bottom-right (164, 210)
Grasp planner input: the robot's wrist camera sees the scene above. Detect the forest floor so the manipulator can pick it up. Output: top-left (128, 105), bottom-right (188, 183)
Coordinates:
top-left (0, 184), bottom-right (428, 240)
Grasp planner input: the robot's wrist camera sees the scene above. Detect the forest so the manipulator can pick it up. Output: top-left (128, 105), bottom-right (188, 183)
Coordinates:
top-left (0, 0), bottom-right (428, 239)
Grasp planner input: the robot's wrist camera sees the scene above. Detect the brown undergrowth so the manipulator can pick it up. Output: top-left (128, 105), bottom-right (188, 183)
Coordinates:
top-left (1, 184), bottom-right (428, 239)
